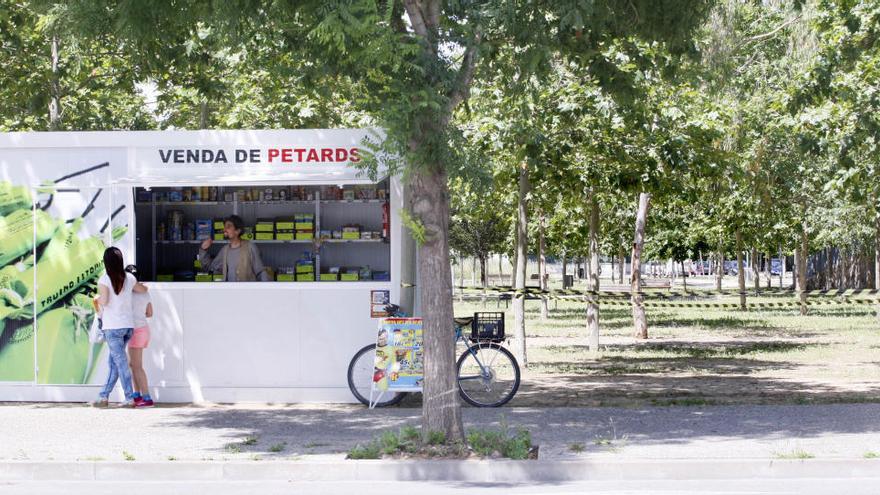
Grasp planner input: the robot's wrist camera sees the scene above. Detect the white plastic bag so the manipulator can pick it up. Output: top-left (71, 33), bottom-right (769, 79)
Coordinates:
top-left (87, 316), bottom-right (104, 344)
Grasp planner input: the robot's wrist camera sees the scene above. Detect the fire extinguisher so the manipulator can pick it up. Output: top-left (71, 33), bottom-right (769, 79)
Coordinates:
top-left (382, 201), bottom-right (390, 240)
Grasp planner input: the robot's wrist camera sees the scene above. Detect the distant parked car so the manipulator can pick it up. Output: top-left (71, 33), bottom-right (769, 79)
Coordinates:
top-left (723, 260), bottom-right (738, 275)
top-left (770, 258), bottom-right (783, 276)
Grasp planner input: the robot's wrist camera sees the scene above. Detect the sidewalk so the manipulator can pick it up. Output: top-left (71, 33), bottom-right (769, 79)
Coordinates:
top-left (1, 403), bottom-right (879, 481)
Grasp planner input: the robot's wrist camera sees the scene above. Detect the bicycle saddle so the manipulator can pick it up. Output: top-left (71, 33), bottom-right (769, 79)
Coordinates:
top-left (454, 316), bottom-right (473, 327)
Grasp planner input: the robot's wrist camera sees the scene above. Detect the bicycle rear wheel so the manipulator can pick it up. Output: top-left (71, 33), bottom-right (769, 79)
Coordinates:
top-left (347, 344), bottom-right (406, 407)
top-left (456, 342), bottom-right (520, 407)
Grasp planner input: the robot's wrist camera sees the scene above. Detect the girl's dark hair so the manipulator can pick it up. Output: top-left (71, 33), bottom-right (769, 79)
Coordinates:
top-left (125, 264), bottom-right (138, 281)
top-left (103, 247), bottom-right (126, 295)
top-left (226, 215), bottom-right (245, 233)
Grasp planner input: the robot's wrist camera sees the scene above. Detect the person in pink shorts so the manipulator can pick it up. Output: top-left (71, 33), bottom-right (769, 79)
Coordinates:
top-left (126, 265), bottom-right (154, 408)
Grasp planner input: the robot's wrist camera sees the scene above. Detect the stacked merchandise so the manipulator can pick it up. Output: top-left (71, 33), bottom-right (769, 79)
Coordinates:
top-left (275, 217), bottom-right (295, 241)
top-left (213, 219), bottom-right (225, 240)
top-left (341, 224), bottom-right (361, 240)
top-left (255, 219), bottom-right (275, 240)
top-left (195, 220), bottom-right (213, 241)
top-left (320, 266), bottom-right (339, 281)
top-left (276, 266), bottom-right (295, 282)
top-left (295, 213), bottom-right (314, 240)
top-left (295, 252), bottom-right (315, 281)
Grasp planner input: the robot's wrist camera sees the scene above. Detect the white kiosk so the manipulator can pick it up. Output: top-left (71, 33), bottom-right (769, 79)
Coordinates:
top-left (0, 130), bottom-right (416, 403)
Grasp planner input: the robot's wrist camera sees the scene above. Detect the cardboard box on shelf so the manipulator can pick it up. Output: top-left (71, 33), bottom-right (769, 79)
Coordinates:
top-left (340, 273), bottom-right (359, 281)
top-left (320, 273), bottom-right (338, 281)
top-left (296, 273), bottom-right (315, 282)
top-left (276, 273), bottom-right (295, 282)
top-left (342, 231), bottom-right (360, 240)
top-left (275, 218), bottom-right (295, 230)
top-left (213, 274), bottom-right (224, 282)
top-left (295, 263), bottom-right (314, 274)
top-left (213, 233), bottom-right (225, 241)
top-left (255, 232), bottom-right (274, 241)
top-left (255, 222), bottom-right (275, 232)
top-left (275, 232), bottom-right (295, 241)
top-left (195, 273), bottom-right (213, 282)
top-left (296, 231), bottom-right (314, 240)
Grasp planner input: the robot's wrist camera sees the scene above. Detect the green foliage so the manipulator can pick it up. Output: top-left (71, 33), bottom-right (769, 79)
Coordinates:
top-left (466, 427), bottom-right (532, 460)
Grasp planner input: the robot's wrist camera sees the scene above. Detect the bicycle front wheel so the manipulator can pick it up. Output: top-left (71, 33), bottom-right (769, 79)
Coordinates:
top-left (347, 344), bottom-right (406, 407)
top-left (456, 342), bottom-right (520, 407)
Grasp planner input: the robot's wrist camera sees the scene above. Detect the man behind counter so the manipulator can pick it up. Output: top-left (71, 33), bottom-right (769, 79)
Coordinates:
top-left (199, 215), bottom-right (271, 281)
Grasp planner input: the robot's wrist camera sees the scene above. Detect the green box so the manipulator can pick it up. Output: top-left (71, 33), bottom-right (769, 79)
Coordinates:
top-left (295, 222), bottom-right (314, 230)
top-left (157, 274), bottom-right (174, 282)
top-left (213, 220), bottom-right (225, 230)
top-left (213, 274), bottom-right (224, 282)
top-left (320, 273), bottom-right (338, 281)
top-left (275, 220), bottom-right (295, 230)
top-left (213, 233), bottom-right (225, 241)
top-left (255, 232), bottom-right (274, 240)
top-left (276, 273), bottom-right (295, 282)
top-left (195, 273), bottom-right (213, 282)
top-left (296, 273), bottom-right (315, 282)
top-left (275, 232), bottom-right (295, 241)
top-left (296, 232), bottom-right (314, 240)
top-left (296, 263), bottom-right (314, 274)
top-left (341, 231), bottom-right (360, 240)
top-left (255, 224), bottom-right (274, 232)
top-left (242, 232), bottom-right (254, 240)
top-left (340, 273), bottom-right (359, 281)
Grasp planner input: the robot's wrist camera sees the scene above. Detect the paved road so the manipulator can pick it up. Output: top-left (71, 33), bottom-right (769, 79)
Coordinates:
top-left (1, 403), bottom-right (879, 461)
top-left (3, 478), bottom-right (880, 495)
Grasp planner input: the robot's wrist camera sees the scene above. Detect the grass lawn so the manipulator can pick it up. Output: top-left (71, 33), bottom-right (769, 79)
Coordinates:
top-left (451, 290), bottom-right (880, 407)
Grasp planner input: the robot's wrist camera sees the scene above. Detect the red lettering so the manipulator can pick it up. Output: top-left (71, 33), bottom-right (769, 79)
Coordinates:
top-left (268, 149), bottom-right (280, 162)
top-left (349, 148), bottom-right (361, 163)
top-left (281, 148), bottom-right (293, 163)
top-left (306, 149), bottom-right (320, 162)
top-left (335, 148), bottom-right (348, 162)
top-left (294, 148), bottom-right (306, 161)
top-left (321, 148), bottom-right (333, 162)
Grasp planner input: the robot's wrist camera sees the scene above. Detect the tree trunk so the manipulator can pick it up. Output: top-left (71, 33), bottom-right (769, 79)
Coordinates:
top-left (498, 253), bottom-right (504, 287)
top-left (736, 230), bottom-right (746, 310)
top-left (799, 226), bottom-right (808, 315)
top-left (793, 249), bottom-right (800, 290)
top-left (479, 255), bottom-right (487, 289)
top-left (631, 193), bottom-right (651, 339)
top-left (538, 213), bottom-right (549, 320)
top-left (409, 166), bottom-right (464, 442)
top-left (49, 35), bottom-right (61, 131)
top-left (779, 247), bottom-right (785, 288)
top-left (875, 213), bottom-right (880, 289)
top-left (587, 192), bottom-right (600, 352)
top-left (765, 251), bottom-right (772, 289)
top-left (716, 245), bottom-right (724, 291)
top-left (513, 164), bottom-right (530, 366)
top-left (471, 257), bottom-right (476, 288)
top-left (199, 99), bottom-right (209, 129)
top-left (458, 253), bottom-right (465, 301)
top-left (751, 247), bottom-right (759, 292)
top-left (619, 245), bottom-right (626, 285)
top-left (561, 254), bottom-right (568, 287)
top-left (825, 247), bottom-right (833, 290)
top-left (681, 260), bottom-right (687, 291)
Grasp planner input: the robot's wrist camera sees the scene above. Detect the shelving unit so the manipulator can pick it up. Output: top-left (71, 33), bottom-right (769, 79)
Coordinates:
top-left (134, 183), bottom-right (391, 282)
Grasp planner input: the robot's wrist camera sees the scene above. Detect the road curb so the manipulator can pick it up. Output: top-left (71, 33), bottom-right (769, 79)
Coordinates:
top-left (0, 459), bottom-right (878, 482)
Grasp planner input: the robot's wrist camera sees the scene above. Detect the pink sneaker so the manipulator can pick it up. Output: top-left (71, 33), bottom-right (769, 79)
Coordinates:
top-left (133, 397), bottom-right (145, 407)
top-left (135, 398), bottom-right (154, 408)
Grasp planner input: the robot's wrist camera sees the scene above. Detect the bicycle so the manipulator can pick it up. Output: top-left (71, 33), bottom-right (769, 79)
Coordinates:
top-left (347, 305), bottom-right (521, 408)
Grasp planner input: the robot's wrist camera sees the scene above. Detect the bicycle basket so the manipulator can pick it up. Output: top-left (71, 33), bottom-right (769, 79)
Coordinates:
top-left (471, 312), bottom-right (505, 342)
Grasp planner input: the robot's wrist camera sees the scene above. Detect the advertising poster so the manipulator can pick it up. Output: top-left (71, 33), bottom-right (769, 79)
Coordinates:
top-left (0, 150), bottom-right (129, 384)
top-left (370, 289), bottom-right (390, 318)
top-left (372, 318), bottom-right (423, 397)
